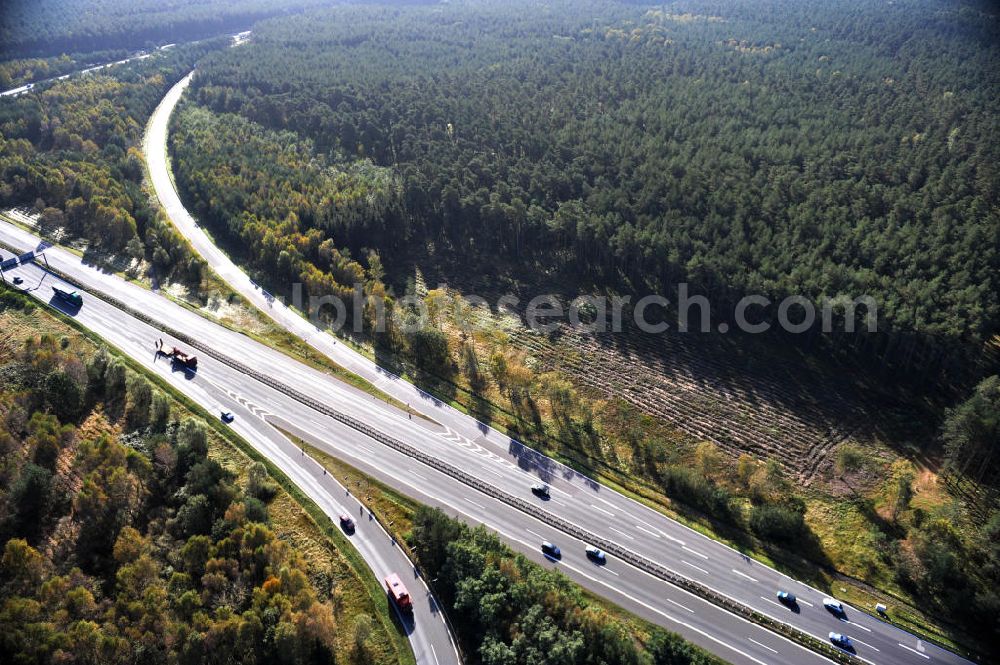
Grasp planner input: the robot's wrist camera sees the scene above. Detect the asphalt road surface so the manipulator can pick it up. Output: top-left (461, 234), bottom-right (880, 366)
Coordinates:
top-left (0, 245), bottom-right (458, 665)
top-left (142, 72), bottom-right (977, 665)
top-left (1, 221), bottom-right (976, 665)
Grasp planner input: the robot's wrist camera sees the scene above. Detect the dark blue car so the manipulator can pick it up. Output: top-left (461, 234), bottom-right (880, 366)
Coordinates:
top-left (776, 590), bottom-right (797, 606)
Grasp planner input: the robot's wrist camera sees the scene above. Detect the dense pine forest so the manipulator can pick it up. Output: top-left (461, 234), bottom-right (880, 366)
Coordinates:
top-left (0, 40), bottom-right (221, 285)
top-left (2, 0), bottom-right (999, 661)
top-left (163, 1), bottom-right (1000, 652)
top-left (177, 0), bottom-right (999, 377)
top-left (0, 0), bottom-right (313, 60)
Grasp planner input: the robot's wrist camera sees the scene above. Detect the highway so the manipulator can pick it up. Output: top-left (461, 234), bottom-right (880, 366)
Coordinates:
top-left (0, 49), bottom-right (162, 98)
top-left (142, 72), bottom-right (977, 665)
top-left (1, 240), bottom-right (825, 665)
top-left (0, 246), bottom-right (458, 665)
top-left (1, 214), bottom-right (976, 665)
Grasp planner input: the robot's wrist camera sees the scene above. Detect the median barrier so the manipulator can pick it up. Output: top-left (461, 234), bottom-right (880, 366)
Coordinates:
top-left (13, 250), bottom-right (863, 665)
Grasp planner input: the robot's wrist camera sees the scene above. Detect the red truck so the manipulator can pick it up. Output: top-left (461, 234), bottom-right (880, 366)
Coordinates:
top-left (157, 341), bottom-right (198, 369)
top-left (384, 573), bottom-right (412, 613)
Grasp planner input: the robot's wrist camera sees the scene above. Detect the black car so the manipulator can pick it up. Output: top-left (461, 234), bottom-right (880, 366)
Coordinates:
top-left (541, 541), bottom-right (561, 558)
top-left (339, 514), bottom-right (355, 533)
top-left (221, 411), bottom-right (235, 423)
top-left (12, 276), bottom-right (23, 285)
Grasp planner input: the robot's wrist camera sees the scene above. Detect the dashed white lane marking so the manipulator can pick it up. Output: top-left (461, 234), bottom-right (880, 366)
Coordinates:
top-left (632, 517), bottom-right (684, 542)
top-left (797, 598), bottom-right (814, 607)
top-left (490, 538), bottom-right (773, 665)
top-left (897, 642), bottom-right (930, 659)
top-left (548, 485), bottom-right (573, 498)
top-left (464, 497), bottom-right (485, 509)
top-left (731, 569), bottom-right (759, 583)
top-left (682, 545), bottom-right (709, 560)
top-left (851, 637), bottom-right (879, 652)
top-left (748, 638), bottom-right (778, 654)
top-left (682, 560), bottom-right (710, 575)
top-left (609, 526), bottom-right (635, 540)
top-left (760, 596), bottom-right (785, 609)
top-left (667, 598), bottom-right (695, 613)
top-left (590, 503), bottom-right (615, 517)
top-left (525, 528), bottom-right (544, 540)
top-left (410, 469), bottom-right (427, 481)
top-left (431, 644), bottom-right (440, 665)
top-left (635, 524), bottom-right (661, 538)
top-left (594, 495), bottom-right (636, 521)
top-left (833, 646), bottom-right (876, 665)
top-left (849, 621), bottom-right (872, 633)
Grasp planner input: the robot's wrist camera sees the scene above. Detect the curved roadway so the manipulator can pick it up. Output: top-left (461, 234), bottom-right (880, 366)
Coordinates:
top-left (81, 65), bottom-right (969, 665)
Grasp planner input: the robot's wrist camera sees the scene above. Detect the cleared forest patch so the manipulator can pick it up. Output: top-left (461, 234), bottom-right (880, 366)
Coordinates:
top-left (508, 320), bottom-right (874, 484)
top-left (413, 268), bottom-right (930, 486)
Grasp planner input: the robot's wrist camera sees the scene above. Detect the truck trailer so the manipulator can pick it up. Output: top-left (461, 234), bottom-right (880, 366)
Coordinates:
top-left (384, 573), bottom-right (412, 613)
top-left (157, 340), bottom-right (198, 370)
top-left (51, 286), bottom-right (83, 307)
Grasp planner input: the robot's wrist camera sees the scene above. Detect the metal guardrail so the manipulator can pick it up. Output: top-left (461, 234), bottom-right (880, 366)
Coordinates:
top-left (12, 249), bottom-right (862, 665)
